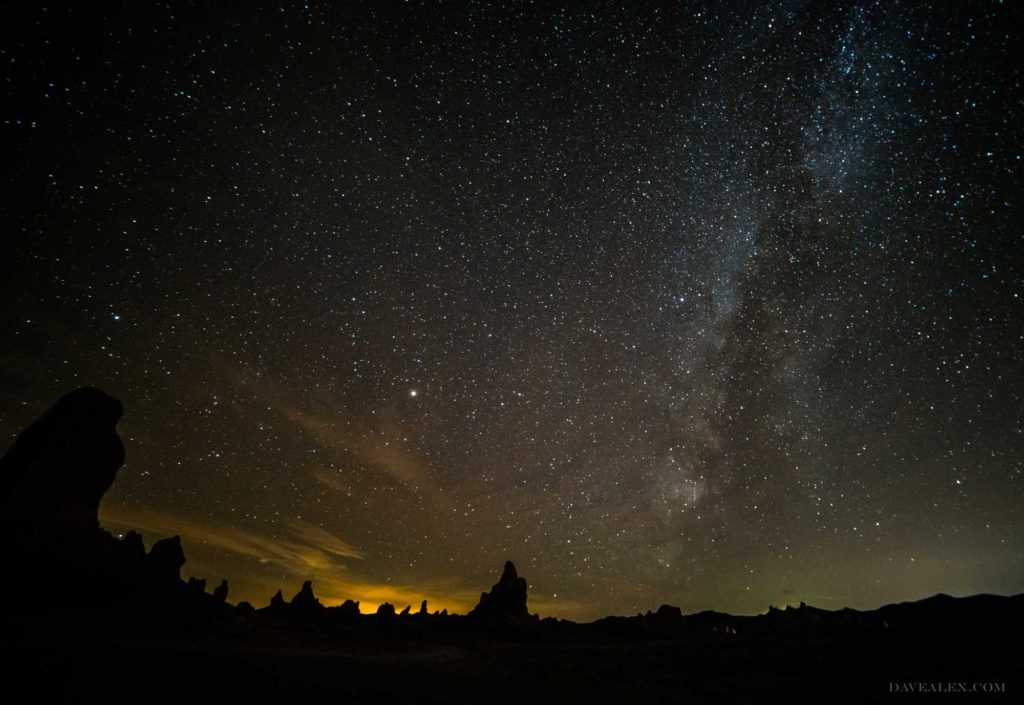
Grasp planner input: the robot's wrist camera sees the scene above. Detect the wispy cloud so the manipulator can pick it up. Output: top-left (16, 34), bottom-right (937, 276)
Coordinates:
top-left (98, 502), bottom-right (474, 614)
top-left (311, 467), bottom-right (353, 493)
top-left (282, 517), bottom-right (362, 560)
top-left (279, 402), bottom-right (431, 487)
top-left (100, 504), bottom-right (363, 573)
top-left (217, 359), bottom-right (434, 489)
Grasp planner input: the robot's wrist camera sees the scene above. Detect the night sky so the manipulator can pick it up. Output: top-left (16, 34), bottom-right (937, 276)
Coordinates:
top-left (2, 1), bottom-right (1021, 620)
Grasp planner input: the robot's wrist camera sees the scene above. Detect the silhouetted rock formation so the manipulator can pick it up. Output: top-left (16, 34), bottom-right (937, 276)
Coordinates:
top-left (468, 561), bottom-right (532, 622)
top-left (377, 602), bottom-right (396, 617)
top-left (419, 599), bottom-right (428, 615)
top-left (121, 530), bottom-right (145, 558)
top-left (260, 581), bottom-right (329, 619)
top-left (0, 388), bottom-right (128, 589)
top-left (0, 387), bottom-right (124, 542)
top-left (213, 579), bottom-right (229, 603)
top-left (148, 536), bottom-right (186, 580)
top-left (0, 388), bottom-right (206, 610)
top-left (290, 580), bottom-right (324, 611)
top-left (334, 599), bottom-right (360, 618)
top-left (650, 604), bottom-right (684, 632)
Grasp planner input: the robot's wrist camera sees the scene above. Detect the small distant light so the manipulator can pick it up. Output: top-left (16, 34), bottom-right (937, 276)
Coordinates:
top-left (112, 313), bottom-right (121, 321)
top-left (409, 389), bottom-right (418, 397)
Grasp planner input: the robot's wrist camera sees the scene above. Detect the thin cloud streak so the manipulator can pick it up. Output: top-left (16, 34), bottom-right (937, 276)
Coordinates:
top-left (217, 359), bottom-right (434, 489)
top-left (100, 504), bottom-right (363, 573)
top-left (98, 502), bottom-right (476, 614)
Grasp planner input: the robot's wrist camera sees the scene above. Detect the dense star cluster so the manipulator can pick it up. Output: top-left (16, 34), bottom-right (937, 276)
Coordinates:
top-left (1, 2), bottom-right (1021, 619)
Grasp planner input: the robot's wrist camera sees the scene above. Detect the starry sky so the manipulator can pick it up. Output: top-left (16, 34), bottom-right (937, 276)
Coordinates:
top-left (1, 1), bottom-right (1021, 621)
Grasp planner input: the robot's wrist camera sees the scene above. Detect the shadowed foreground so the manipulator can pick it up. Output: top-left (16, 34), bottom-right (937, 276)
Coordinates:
top-left (0, 389), bottom-right (1018, 703)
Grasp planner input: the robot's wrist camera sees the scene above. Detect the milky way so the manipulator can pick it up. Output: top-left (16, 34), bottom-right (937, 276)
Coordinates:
top-left (2, 1), bottom-right (1021, 619)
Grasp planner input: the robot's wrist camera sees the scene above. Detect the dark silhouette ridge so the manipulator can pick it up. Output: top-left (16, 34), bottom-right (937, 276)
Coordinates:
top-left (1, 388), bottom-right (1020, 703)
top-left (335, 598), bottom-right (360, 617)
top-left (468, 560), bottom-right (535, 623)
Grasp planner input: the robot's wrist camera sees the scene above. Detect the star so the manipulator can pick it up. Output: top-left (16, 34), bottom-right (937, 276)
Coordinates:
top-left (0, 0), bottom-right (1018, 620)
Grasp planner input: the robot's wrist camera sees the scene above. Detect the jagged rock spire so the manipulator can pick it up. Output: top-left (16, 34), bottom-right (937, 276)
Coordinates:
top-left (469, 560), bottom-right (530, 621)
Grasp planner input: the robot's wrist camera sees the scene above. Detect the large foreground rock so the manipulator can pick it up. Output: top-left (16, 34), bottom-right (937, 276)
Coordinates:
top-left (0, 387), bottom-right (125, 546)
top-left (0, 388), bottom-right (226, 613)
